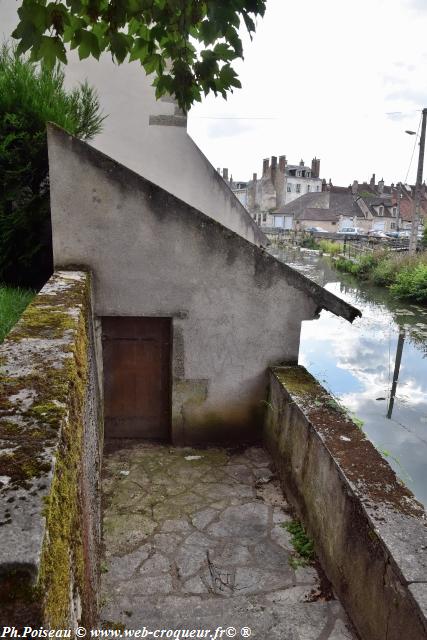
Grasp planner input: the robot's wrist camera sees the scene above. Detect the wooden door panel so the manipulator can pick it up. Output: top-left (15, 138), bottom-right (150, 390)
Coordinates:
top-left (102, 317), bottom-right (171, 440)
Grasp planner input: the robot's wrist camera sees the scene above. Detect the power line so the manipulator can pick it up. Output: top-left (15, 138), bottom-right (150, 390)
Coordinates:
top-left (191, 116), bottom-right (278, 120)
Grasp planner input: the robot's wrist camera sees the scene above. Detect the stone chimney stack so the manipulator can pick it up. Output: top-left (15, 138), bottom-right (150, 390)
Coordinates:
top-left (352, 180), bottom-right (359, 195)
top-left (299, 159), bottom-right (305, 167)
top-left (378, 178), bottom-right (384, 194)
top-left (271, 156), bottom-right (277, 181)
top-left (322, 178), bottom-right (327, 192)
top-left (370, 173), bottom-right (376, 188)
top-left (217, 167), bottom-right (220, 174)
top-left (279, 155), bottom-right (287, 173)
top-left (262, 158), bottom-right (270, 177)
top-left (253, 173), bottom-right (257, 182)
top-left (222, 168), bottom-right (229, 181)
top-left (311, 157), bottom-right (320, 178)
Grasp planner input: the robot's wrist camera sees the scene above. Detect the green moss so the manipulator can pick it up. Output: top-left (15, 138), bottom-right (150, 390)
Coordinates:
top-left (27, 402), bottom-right (67, 428)
top-left (38, 288), bottom-right (89, 627)
top-left (273, 366), bottom-right (318, 397)
top-left (0, 272), bottom-right (93, 625)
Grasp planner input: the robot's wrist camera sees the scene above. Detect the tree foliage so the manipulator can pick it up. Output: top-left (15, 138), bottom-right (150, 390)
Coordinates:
top-left (11, 0), bottom-right (267, 112)
top-left (0, 44), bottom-right (105, 288)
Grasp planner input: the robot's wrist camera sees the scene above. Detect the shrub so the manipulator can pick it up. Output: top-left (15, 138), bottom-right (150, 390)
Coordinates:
top-left (318, 239), bottom-right (341, 256)
top-left (350, 254), bottom-right (378, 279)
top-left (335, 257), bottom-right (354, 273)
top-left (371, 258), bottom-right (397, 286)
top-left (301, 236), bottom-right (320, 249)
top-left (390, 264), bottom-right (427, 302)
top-left (0, 44), bottom-right (105, 289)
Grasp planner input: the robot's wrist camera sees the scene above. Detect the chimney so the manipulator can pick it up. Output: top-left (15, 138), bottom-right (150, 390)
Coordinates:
top-left (279, 155), bottom-right (287, 173)
top-left (299, 159), bottom-right (305, 167)
top-left (352, 180), bottom-right (359, 195)
top-left (222, 168), bottom-right (229, 181)
top-left (322, 178), bottom-right (327, 192)
top-left (271, 156), bottom-right (277, 181)
top-left (378, 178), bottom-right (384, 194)
top-left (370, 173), bottom-right (376, 187)
top-left (262, 158), bottom-right (269, 177)
top-left (216, 167), bottom-right (220, 173)
top-left (253, 173), bottom-right (257, 182)
top-left (311, 157), bottom-right (320, 178)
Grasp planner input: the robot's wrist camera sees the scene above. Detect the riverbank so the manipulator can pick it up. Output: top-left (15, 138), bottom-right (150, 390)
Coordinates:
top-left (335, 250), bottom-right (427, 303)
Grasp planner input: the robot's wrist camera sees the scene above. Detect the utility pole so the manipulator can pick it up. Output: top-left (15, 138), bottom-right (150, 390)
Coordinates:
top-left (409, 108), bottom-right (427, 253)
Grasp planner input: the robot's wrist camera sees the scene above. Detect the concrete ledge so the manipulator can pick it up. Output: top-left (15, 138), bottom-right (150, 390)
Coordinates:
top-left (264, 365), bottom-right (427, 640)
top-left (0, 271), bottom-right (102, 628)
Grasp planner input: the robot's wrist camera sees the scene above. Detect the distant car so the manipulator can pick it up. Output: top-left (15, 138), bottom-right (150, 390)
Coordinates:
top-left (385, 231), bottom-right (399, 238)
top-left (304, 226), bottom-right (328, 233)
top-left (367, 229), bottom-right (388, 238)
top-left (337, 227), bottom-right (363, 236)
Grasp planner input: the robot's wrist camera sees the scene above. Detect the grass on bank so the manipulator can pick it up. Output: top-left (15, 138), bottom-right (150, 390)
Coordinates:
top-left (318, 239), bottom-right (342, 256)
top-left (335, 250), bottom-right (427, 303)
top-left (300, 236), bottom-right (342, 255)
top-left (0, 285), bottom-right (34, 342)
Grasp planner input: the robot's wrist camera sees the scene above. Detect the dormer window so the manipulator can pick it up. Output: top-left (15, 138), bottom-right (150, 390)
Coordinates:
top-left (392, 207), bottom-right (397, 217)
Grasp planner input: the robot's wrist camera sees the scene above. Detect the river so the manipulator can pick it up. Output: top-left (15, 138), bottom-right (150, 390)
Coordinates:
top-left (271, 246), bottom-right (427, 508)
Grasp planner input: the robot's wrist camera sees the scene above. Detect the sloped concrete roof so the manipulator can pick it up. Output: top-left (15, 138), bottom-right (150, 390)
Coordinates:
top-left (47, 124), bottom-right (360, 324)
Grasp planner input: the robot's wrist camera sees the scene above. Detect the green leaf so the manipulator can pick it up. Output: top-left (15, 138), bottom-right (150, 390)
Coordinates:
top-left (108, 32), bottom-right (132, 63)
top-left (78, 29), bottom-right (101, 59)
top-left (32, 35), bottom-right (67, 68)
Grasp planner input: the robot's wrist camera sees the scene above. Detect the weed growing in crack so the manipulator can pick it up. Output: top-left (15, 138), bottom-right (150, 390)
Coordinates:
top-left (284, 520), bottom-right (315, 568)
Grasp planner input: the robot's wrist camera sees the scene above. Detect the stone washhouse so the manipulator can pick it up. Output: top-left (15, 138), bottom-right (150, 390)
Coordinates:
top-left (47, 124), bottom-right (359, 445)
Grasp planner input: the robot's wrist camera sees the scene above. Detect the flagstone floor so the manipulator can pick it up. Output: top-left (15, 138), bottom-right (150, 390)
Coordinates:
top-left (100, 442), bottom-right (356, 640)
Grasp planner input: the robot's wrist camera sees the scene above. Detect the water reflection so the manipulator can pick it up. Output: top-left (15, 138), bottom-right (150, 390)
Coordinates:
top-left (272, 247), bottom-right (427, 507)
top-left (387, 329), bottom-right (405, 420)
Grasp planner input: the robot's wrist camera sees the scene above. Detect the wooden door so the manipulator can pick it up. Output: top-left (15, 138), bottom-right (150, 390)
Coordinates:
top-left (102, 317), bottom-right (171, 440)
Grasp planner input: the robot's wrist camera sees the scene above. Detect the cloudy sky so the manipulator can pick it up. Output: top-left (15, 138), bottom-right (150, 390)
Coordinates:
top-left (187, 0), bottom-right (427, 186)
top-left (2, 0), bottom-right (427, 186)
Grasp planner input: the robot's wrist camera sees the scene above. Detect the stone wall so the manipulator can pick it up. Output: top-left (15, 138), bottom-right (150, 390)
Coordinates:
top-left (0, 271), bottom-right (102, 628)
top-left (264, 365), bottom-right (427, 640)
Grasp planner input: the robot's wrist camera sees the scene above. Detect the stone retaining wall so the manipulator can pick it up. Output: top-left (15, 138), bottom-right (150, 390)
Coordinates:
top-left (0, 271), bottom-right (102, 628)
top-left (264, 365), bottom-right (427, 640)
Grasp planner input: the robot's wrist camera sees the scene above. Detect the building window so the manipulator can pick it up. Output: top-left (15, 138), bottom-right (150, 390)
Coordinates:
top-left (296, 184), bottom-right (301, 193)
top-left (332, 221), bottom-right (336, 225)
top-left (297, 171), bottom-right (301, 177)
top-left (392, 207), bottom-right (397, 217)
top-left (262, 213), bottom-right (267, 222)
top-left (307, 185), bottom-right (311, 192)
top-left (391, 222), bottom-right (396, 229)
top-left (316, 185), bottom-right (320, 191)
top-left (287, 185), bottom-right (292, 192)
top-left (379, 206), bottom-right (384, 216)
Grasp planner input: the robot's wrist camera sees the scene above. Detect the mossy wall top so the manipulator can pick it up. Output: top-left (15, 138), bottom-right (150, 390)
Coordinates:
top-left (0, 270), bottom-right (101, 629)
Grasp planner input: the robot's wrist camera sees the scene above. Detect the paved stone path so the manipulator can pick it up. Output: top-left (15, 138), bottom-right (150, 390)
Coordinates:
top-left (101, 443), bottom-right (356, 639)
